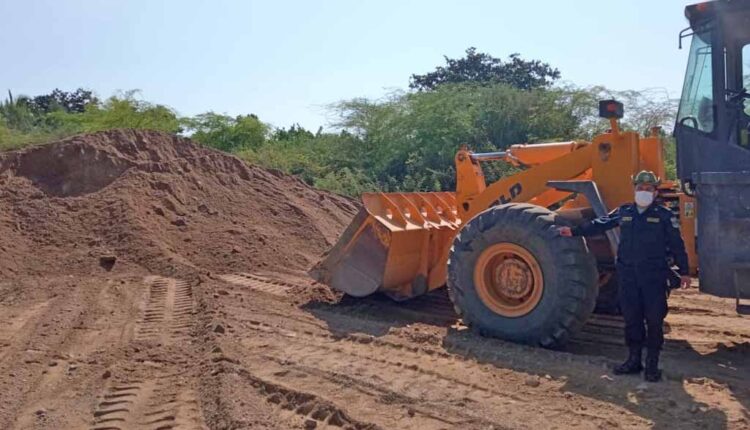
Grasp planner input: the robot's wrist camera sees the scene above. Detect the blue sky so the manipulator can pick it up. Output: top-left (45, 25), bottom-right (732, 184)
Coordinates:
top-left (1, 0), bottom-right (697, 130)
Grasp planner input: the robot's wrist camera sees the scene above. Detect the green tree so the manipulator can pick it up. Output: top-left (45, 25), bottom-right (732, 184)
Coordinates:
top-left (73, 90), bottom-right (181, 133)
top-left (187, 112), bottom-right (268, 152)
top-left (237, 123), bottom-right (374, 194)
top-left (313, 167), bottom-right (376, 196)
top-left (25, 88), bottom-right (98, 115)
top-left (332, 83), bottom-right (581, 191)
top-left (0, 91), bottom-right (36, 132)
top-left (273, 123), bottom-right (315, 141)
top-left (410, 48), bottom-right (560, 91)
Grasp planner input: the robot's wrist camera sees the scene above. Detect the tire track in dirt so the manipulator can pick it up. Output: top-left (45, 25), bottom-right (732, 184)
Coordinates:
top-left (90, 277), bottom-right (206, 430)
top-left (0, 277), bottom-right (151, 429)
top-left (170, 279), bottom-right (195, 341)
top-left (234, 318), bottom-right (642, 429)
top-left (216, 274), bottom-right (748, 428)
top-left (218, 274), bottom-right (649, 347)
top-left (0, 301), bottom-right (50, 366)
top-left (91, 371), bottom-right (205, 430)
top-left (245, 320), bottom-right (528, 402)
top-left (221, 273), bottom-right (740, 355)
top-left (217, 273), bottom-right (293, 297)
top-left (91, 378), bottom-right (155, 429)
top-left (135, 277), bottom-right (194, 344)
top-left (254, 354), bottom-right (501, 429)
top-left (229, 366), bottom-right (381, 430)
top-left (221, 272), bottom-right (458, 327)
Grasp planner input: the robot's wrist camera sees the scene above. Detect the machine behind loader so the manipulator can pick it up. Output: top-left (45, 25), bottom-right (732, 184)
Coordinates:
top-left (312, 0), bottom-right (750, 347)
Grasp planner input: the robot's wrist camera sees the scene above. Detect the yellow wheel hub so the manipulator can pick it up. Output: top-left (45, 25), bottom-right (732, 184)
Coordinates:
top-left (473, 243), bottom-right (544, 317)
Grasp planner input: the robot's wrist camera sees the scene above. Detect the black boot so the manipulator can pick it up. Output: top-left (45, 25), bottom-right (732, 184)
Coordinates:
top-left (644, 349), bottom-right (662, 382)
top-left (614, 346), bottom-right (643, 375)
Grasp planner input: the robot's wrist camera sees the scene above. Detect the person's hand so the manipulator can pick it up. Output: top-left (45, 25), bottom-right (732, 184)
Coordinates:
top-left (557, 226), bottom-right (573, 237)
top-left (680, 275), bottom-right (691, 289)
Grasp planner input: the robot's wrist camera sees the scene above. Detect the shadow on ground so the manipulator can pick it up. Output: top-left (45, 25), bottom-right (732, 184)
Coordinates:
top-left (302, 289), bottom-right (749, 429)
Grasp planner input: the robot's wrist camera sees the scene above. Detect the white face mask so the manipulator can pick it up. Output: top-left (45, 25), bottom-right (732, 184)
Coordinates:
top-left (635, 190), bottom-right (655, 207)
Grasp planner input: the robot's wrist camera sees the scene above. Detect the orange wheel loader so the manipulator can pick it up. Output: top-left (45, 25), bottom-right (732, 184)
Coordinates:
top-left (312, 0), bottom-right (750, 347)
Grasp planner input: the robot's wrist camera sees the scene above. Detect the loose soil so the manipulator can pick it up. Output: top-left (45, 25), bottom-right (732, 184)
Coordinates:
top-left (0, 129), bottom-right (358, 281)
top-left (0, 130), bottom-right (747, 429)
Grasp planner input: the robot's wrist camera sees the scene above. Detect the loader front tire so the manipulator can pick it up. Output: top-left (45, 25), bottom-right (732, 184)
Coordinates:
top-left (447, 203), bottom-right (598, 348)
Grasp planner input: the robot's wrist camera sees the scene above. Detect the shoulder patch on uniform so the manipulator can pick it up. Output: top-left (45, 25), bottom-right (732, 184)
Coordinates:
top-left (659, 206), bottom-right (676, 217)
top-left (671, 216), bottom-right (680, 229)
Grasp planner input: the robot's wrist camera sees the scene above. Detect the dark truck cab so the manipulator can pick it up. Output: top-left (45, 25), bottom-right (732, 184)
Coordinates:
top-left (675, 0), bottom-right (750, 302)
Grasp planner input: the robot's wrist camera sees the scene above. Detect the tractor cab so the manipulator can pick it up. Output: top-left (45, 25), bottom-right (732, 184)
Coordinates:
top-left (675, 0), bottom-right (750, 304)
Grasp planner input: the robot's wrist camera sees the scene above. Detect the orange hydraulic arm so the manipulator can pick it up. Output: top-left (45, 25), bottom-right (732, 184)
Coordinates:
top-left (455, 142), bottom-right (595, 222)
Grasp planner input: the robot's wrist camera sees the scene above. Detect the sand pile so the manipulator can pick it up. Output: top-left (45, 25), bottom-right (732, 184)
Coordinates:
top-left (0, 129), bottom-right (357, 280)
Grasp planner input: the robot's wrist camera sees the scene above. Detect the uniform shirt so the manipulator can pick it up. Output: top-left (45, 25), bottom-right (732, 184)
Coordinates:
top-left (571, 203), bottom-right (689, 276)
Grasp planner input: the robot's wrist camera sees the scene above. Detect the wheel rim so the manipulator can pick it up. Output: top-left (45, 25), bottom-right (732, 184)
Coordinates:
top-left (473, 243), bottom-right (544, 317)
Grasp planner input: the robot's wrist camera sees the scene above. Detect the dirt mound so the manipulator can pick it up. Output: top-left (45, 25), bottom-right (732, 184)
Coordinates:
top-left (0, 129), bottom-right (358, 280)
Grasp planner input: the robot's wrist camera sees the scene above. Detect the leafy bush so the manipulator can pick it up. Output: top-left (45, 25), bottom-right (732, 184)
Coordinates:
top-left (330, 84), bottom-right (584, 191)
top-left (186, 112), bottom-right (267, 152)
top-left (73, 91), bottom-right (181, 133)
top-left (0, 89), bottom-right (181, 149)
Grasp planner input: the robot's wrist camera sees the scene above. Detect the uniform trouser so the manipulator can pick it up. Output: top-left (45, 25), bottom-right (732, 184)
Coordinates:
top-left (617, 265), bottom-right (669, 351)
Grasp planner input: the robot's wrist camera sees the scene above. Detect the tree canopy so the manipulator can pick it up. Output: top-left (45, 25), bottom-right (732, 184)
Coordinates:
top-left (409, 48), bottom-right (561, 91)
top-left (186, 113), bottom-right (268, 152)
top-left (23, 88), bottom-right (98, 115)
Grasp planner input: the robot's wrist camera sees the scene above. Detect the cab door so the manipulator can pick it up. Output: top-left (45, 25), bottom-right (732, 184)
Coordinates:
top-left (674, 7), bottom-right (750, 300)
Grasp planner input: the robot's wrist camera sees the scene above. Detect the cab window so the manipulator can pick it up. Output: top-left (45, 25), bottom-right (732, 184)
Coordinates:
top-left (678, 30), bottom-right (715, 133)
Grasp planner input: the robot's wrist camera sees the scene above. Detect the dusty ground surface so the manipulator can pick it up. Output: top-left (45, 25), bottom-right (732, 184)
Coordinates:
top-left (0, 131), bottom-right (747, 429)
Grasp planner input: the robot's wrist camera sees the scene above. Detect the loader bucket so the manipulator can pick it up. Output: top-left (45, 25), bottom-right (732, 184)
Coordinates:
top-left (310, 192), bottom-right (461, 300)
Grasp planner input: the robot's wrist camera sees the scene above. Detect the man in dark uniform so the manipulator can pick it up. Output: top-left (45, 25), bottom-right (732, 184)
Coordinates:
top-left (558, 171), bottom-right (690, 382)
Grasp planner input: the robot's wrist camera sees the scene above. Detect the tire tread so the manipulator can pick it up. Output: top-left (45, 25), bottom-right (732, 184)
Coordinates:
top-left (447, 203), bottom-right (598, 348)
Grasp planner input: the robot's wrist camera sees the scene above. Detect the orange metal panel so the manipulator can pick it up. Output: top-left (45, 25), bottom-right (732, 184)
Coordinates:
top-left (508, 141), bottom-right (588, 166)
top-left (638, 135), bottom-right (666, 180)
top-left (357, 192), bottom-right (462, 298)
top-left (455, 149), bottom-right (487, 204)
top-left (591, 130), bottom-right (640, 211)
top-left (382, 228), bottom-right (430, 294)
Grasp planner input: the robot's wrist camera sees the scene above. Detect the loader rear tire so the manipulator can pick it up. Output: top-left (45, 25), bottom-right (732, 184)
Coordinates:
top-left (447, 203), bottom-right (598, 348)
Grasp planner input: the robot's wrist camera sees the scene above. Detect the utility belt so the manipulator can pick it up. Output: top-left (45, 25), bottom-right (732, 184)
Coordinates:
top-left (616, 260), bottom-right (681, 291)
